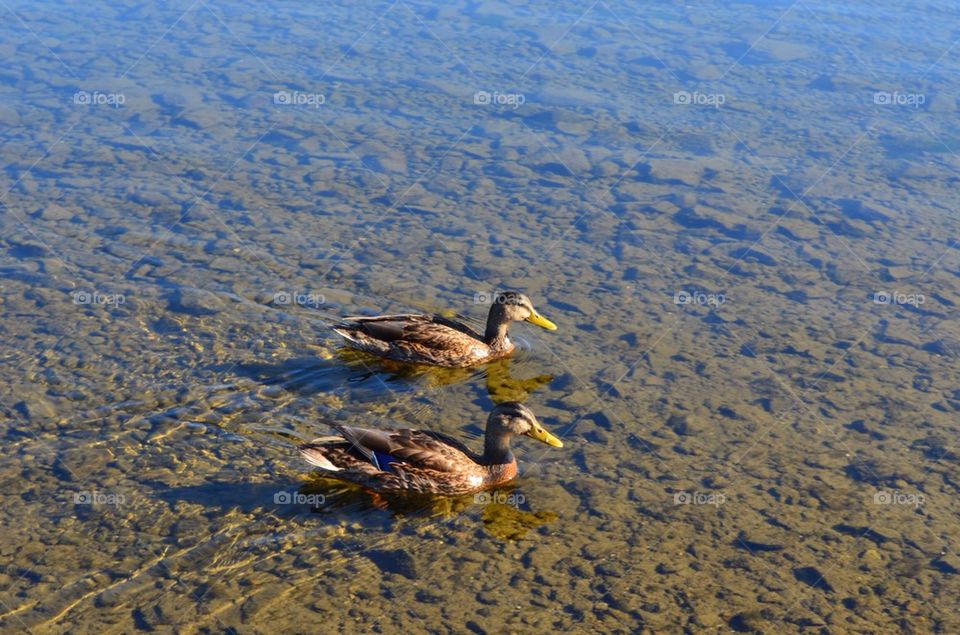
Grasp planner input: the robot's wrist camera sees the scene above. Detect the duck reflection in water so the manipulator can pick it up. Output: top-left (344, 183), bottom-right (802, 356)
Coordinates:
top-left (233, 350), bottom-right (552, 403)
top-left (297, 478), bottom-right (558, 540)
top-left (335, 347), bottom-right (554, 403)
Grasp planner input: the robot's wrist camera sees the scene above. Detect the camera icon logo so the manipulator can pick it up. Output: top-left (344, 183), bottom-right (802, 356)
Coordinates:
top-left (273, 491), bottom-right (292, 504)
top-left (673, 491), bottom-right (691, 505)
top-left (74, 491), bottom-right (92, 504)
top-left (273, 91), bottom-right (292, 105)
top-left (473, 91), bottom-right (492, 105)
top-left (273, 291), bottom-right (292, 305)
top-left (873, 291), bottom-right (891, 305)
top-left (73, 91), bottom-right (91, 105)
top-left (674, 290), bottom-right (691, 305)
top-left (474, 491), bottom-right (491, 504)
top-left (673, 91), bottom-right (691, 105)
top-left (73, 291), bottom-right (91, 304)
top-left (873, 491), bottom-right (891, 505)
top-left (873, 91), bottom-right (891, 105)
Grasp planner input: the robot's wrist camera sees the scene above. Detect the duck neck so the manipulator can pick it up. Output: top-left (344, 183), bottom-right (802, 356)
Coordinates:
top-left (484, 307), bottom-right (512, 351)
top-left (481, 431), bottom-right (515, 466)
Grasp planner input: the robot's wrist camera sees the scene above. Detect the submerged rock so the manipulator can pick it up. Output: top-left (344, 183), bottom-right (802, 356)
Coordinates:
top-left (167, 288), bottom-right (224, 315)
top-left (793, 566), bottom-right (834, 592)
top-left (364, 549), bottom-right (418, 580)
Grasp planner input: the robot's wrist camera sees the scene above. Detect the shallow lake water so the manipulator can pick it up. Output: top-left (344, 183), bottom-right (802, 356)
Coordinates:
top-left (1, 0), bottom-right (959, 632)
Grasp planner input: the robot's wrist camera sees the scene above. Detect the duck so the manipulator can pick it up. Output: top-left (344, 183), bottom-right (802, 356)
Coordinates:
top-left (331, 291), bottom-right (557, 367)
top-left (298, 402), bottom-right (563, 495)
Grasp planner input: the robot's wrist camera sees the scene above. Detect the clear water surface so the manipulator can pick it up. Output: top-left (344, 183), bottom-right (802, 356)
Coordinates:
top-left (1, 1), bottom-right (958, 632)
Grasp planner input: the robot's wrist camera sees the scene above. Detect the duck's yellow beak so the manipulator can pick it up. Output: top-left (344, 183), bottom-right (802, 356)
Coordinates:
top-left (526, 311), bottom-right (557, 331)
top-left (526, 424), bottom-right (563, 448)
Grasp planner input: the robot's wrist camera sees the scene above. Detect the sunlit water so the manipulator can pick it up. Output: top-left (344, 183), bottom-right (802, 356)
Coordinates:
top-left (1, 1), bottom-right (958, 632)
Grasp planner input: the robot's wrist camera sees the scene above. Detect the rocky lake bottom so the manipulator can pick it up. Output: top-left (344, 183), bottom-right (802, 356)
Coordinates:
top-left (1, 1), bottom-right (958, 632)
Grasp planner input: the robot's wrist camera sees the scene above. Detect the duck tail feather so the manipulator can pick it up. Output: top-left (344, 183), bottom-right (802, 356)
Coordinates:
top-left (298, 443), bottom-right (343, 471)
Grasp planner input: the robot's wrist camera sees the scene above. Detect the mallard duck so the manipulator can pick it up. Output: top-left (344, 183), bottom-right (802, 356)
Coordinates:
top-left (331, 291), bottom-right (557, 367)
top-left (298, 402), bottom-right (563, 495)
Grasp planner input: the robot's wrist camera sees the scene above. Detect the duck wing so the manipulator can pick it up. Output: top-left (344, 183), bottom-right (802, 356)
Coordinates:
top-left (333, 425), bottom-right (477, 473)
top-left (338, 314), bottom-right (484, 350)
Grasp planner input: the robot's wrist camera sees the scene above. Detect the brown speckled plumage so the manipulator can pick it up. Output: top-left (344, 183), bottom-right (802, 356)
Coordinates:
top-left (331, 292), bottom-right (556, 367)
top-left (298, 402), bottom-right (561, 495)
